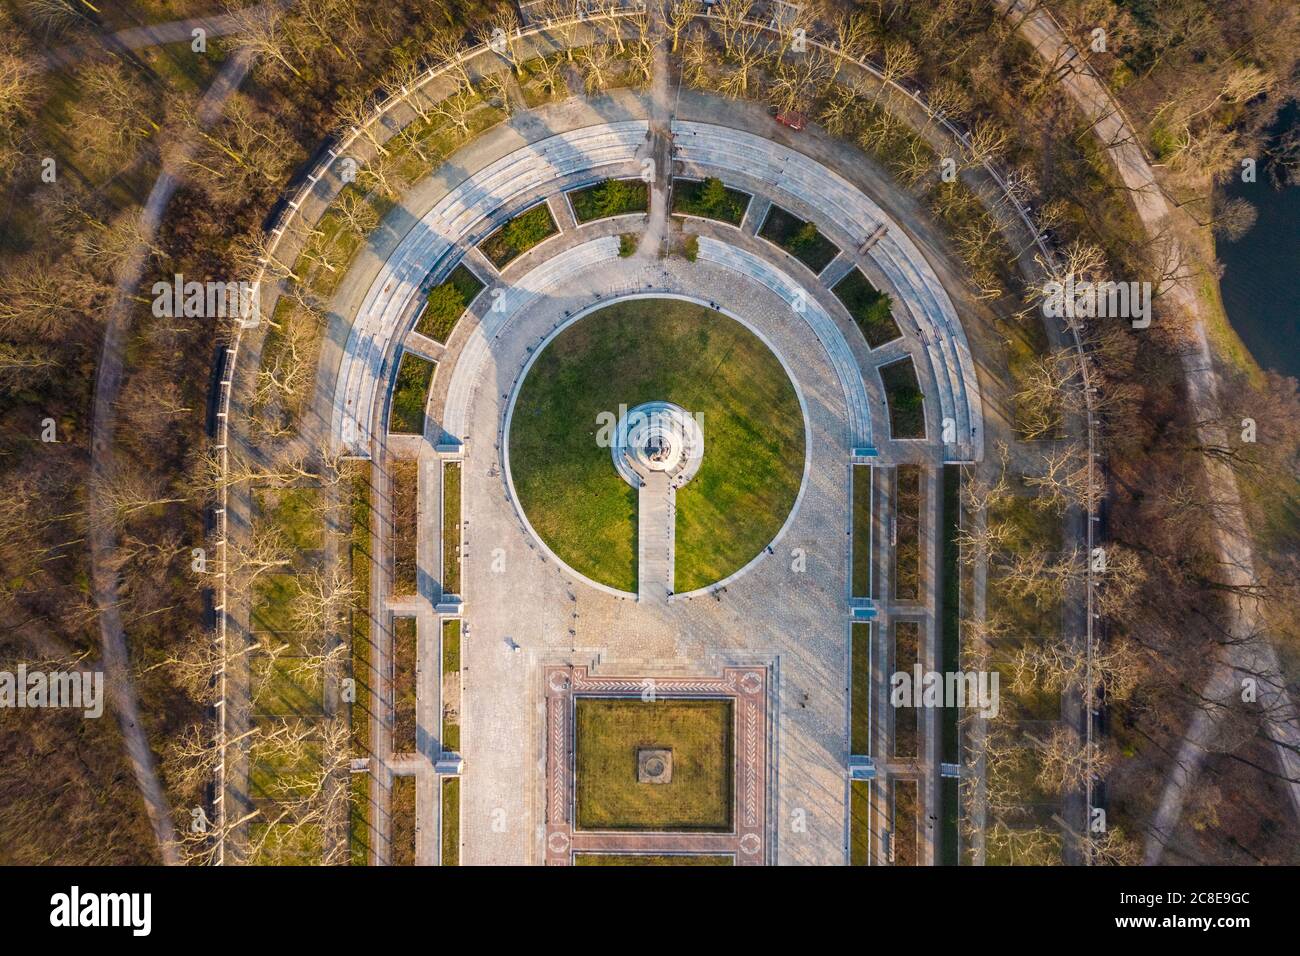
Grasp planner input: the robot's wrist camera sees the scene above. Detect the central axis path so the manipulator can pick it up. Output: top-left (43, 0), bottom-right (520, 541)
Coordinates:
top-left (637, 473), bottom-right (675, 603)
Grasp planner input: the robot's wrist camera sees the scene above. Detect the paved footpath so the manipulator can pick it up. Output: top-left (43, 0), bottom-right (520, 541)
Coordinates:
top-left (636, 474), bottom-right (674, 604)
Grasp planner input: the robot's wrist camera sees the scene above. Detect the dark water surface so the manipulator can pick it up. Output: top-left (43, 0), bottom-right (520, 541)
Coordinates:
top-left (1219, 104), bottom-right (1300, 379)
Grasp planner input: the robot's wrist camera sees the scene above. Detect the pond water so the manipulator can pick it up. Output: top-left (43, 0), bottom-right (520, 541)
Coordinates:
top-left (1218, 103), bottom-right (1300, 379)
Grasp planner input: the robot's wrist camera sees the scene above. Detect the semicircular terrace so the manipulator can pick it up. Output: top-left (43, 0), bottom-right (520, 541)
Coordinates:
top-left (333, 120), bottom-right (983, 463)
top-left (333, 120), bottom-right (650, 452)
top-left (441, 235), bottom-right (868, 452)
top-left (672, 120), bottom-right (983, 463)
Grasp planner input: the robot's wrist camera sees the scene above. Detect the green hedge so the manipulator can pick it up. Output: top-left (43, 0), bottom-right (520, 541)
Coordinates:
top-left (568, 178), bottom-right (648, 222)
top-left (416, 265), bottom-right (483, 343)
top-left (834, 268), bottom-right (901, 348)
top-left (442, 461), bottom-right (461, 596)
top-left (480, 204), bottom-right (557, 268)
top-left (389, 352), bottom-right (436, 435)
top-left (879, 358), bottom-right (925, 439)
top-left (671, 176), bottom-right (750, 225)
top-left (759, 204), bottom-right (838, 273)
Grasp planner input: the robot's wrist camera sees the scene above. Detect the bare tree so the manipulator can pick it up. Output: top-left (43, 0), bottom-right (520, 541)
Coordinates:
top-left (1034, 725), bottom-right (1111, 796)
top-left (355, 153), bottom-right (409, 203)
top-left (826, 6), bottom-right (877, 62)
top-left (336, 93), bottom-right (390, 158)
top-left (225, 2), bottom-right (303, 79)
top-left (717, 25), bottom-right (769, 100)
top-left (478, 70), bottom-right (514, 117)
top-left (872, 41), bottom-right (918, 109)
top-left (667, 0), bottom-right (695, 54)
top-left (185, 93), bottom-right (292, 204)
top-left (67, 60), bottom-right (156, 177)
top-left (1024, 441), bottom-right (1098, 514)
top-left (769, 45), bottom-right (834, 115)
top-left (333, 190), bottom-right (380, 238)
top-left (429, 90), bottom-right (479, 139)
top-left (960, 120), bottom-right (1009, 171)
top-left (481, 9), bottom-right (524, 77)
top-left (287, 565), bottom-right (358, 639)
top-left (427, 30), bottom-right (474, 91)
top-left (578, 43), bottom-right (617, 96)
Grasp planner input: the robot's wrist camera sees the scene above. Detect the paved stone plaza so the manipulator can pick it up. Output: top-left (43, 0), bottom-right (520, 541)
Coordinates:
top-left (543, 665), bottom-right (769, 865)
top-left (452, 256), bottom-right (861, 865)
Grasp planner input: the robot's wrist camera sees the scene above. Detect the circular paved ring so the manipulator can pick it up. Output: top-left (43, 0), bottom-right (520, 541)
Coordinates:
top-left (547, 830), bottom-right (571, 854)
top-left (740, 833), bottom-right (762, 856)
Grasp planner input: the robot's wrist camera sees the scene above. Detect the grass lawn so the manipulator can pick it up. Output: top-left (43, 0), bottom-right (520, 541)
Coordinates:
top-left (415, 265), bottom-right (483, 343)
top-left (941, 465), bottom-right (961, 764)
top-left (942, 776), bottom-right (960, 866)
top-left (988, 491), bottom-right (1063, 635)
top-left (990, 641), bottom-right (1062, 720)
top-left (254, 299), bottom-right (323, 425)
top-left (851, 623), bottom-right (871, 754)
top-left (833, 268), bottom-right (901, 348)
top-left (389, 351), bottom-right (435, 435)
top-left (850, 780), bottom-right (872, 866)
top-left (348, 461), bottom-right (374, 759)
top-left (568, 178), bottom-right (648, 222)
top-left (442, 619), bottom-right (461, 753)
top-left (671, 177), bottom-right (750, 225)
top-left (851, 465), bottom-right (872, 598)
top-left (509, 298), bottom-right (804, 593)
top-left (574, 698), bottom-right (733, 832)
top-left (385, 98), bottom-right (505, 186)
top-left (985, 824), bottom-right (1062, 866)
top-left (392, 617), bottom-right (416, 753)
top-left (249, 734), bottom-right (321, 801)
top-left (391, 775), bottom-right (415, 866)
top-left (249, 823), bottom-right (322, 865)
top-left (391, 460), bottom-right (418, 595)
top-left (479, 203), bottom-right (557, 268)
top-left (879, 358), bottom-right (926, 439)
top-left (249, 644), bottom-right (324, 717)
top-left (759, 204), bottom-right (838, 273)
top-left (519, 54), bottom-right (568, 107)
top-left (350, 772), bottom-right (371, 865)
top-left (575, 854), bottom-right (733, 865)
top-left (442, 460), bottom-right (461, 595)
top-left (250, 573), bottom-right (298, 635)
top-left (300, 184), bottom-right (395, 299)
top-left (254, 486), bottom-right (323, 553)
top-left (442, 777), bottom-right (460, 866)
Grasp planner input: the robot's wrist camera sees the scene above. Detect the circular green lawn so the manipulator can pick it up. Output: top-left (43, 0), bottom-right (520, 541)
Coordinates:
top-left (508, 297), bottom-right (805, 593)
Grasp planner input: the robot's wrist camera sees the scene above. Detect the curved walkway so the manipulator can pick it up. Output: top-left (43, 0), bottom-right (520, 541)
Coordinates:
top-left (695, 237), bottom-right (872, 449)
top-left (335, 122), bottom-right (649, 452)
top-left (444, 237), bottom-right (622, 441)
top-left (338, 118), bottom-right (983, 462)
top-left (673, 120), bottom-right (983, 463)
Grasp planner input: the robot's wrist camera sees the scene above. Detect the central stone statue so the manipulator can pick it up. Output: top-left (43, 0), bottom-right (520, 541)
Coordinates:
top-left (611, 400), bottom-right (705, 487)
top-left (646, 434), bottom-right (672, 463)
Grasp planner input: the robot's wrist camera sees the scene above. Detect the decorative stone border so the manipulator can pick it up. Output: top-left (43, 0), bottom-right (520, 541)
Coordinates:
top-left (543, 663), bottom-right (769, 866)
